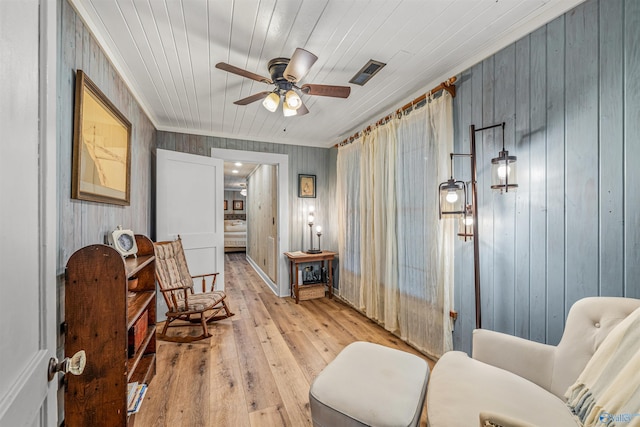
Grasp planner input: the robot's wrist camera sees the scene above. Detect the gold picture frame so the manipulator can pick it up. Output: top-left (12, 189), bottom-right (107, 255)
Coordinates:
top-left (233, 200), bottom-right (244, 211)
top-left (72, 70), bottom-right (132, 205)
top-left (224, 200), bottom-right (228, 210)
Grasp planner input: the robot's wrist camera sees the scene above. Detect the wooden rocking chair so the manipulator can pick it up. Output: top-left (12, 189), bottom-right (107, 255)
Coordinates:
top-left (154, 237), bottom-right (234, 341)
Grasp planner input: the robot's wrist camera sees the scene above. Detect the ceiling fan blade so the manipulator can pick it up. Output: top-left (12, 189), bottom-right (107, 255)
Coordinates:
top-left (301, 84), bottom-right (351, 98)
top-left (233, 91), bottom-right (272, 105)
top-left (295, 101), bottom-right (309, 116)
top-left (215, 62), bottom-right (273, 84)
top-left (283, 48), bottom-right (318, 83)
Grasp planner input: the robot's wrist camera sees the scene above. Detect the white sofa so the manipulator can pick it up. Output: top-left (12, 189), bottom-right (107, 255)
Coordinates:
top-left (427, 297), bottom-right (640, 426)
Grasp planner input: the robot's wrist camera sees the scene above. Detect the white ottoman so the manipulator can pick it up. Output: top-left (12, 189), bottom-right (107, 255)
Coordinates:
top-left (309, 341), bottom-right (430, 427)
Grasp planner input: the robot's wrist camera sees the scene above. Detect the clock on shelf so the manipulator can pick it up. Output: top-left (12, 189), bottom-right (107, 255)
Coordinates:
top-left (108, 225), bottom-right (138, 258)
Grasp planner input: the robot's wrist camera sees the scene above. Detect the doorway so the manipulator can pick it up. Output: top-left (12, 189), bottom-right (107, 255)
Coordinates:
top-left (223, 160), bottom-right (253, 254)
top-left (212, 148), bottom-right (290, 297)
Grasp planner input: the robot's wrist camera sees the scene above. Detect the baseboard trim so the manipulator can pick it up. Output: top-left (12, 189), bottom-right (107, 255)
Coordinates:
top-left (246, 255), bottom-right (279, 296)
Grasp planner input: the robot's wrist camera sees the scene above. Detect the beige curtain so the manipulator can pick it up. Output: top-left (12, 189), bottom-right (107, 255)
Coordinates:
top-left (337, 92), bottom-right (454, 357)
top-left (396, 94), bottom-right (454, 357)
top-left (359, 122), bottom-right (399, 331)
top-left (336, 140), bottom-right (363, 306)
top-left (430, 94), bottom-right (455, 353)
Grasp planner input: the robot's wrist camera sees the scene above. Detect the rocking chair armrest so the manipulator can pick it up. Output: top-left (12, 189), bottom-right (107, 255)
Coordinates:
top-left (191, 273), bottom-right (219, 278)
top-left (191, 272), bottom-right (220, 292)
top-left (159, 285), bottom-right (192, 293)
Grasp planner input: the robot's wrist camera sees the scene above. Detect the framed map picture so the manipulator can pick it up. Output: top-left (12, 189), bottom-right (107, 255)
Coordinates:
top-left (298, 174), bottom-right (316, 198)
top-left (72, 70), bottom-right (132, 205)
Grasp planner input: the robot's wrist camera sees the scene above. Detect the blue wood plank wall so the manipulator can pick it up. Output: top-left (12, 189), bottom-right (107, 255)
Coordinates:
top-left (156, 132), bottom-right (340, 261)
top-left (452, 0), bottom-right (640, 353)
top-left (58, 0), bottom-right (155, 262)
top-left (57, 0), bottom-right (156, 419)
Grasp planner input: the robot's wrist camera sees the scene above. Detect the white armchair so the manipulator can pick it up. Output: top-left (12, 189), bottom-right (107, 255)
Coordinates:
top-left (426, 297), bottom-right (640, 426)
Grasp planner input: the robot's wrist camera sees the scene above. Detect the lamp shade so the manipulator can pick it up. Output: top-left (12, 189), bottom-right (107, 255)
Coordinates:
top-left (262, 92), bottom-right (280, 112)
top-left (439, 179), bottom-right (466, 218)
top-left (283, 48), bottom-right (318, 82)
top-left (491, 150), bottom-right (518, 192)
top-left (283, 102), bottom-right (297, 117)
top-left (457, 205), bottom-right (474, 241)
top-left (285, 90), bottom-right (302, 110)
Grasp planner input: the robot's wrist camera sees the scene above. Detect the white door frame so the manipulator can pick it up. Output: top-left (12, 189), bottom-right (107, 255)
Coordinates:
top-left (211, 148), bottom-right (290, 297)
top-left (41, 0), bottom-right (58, 422)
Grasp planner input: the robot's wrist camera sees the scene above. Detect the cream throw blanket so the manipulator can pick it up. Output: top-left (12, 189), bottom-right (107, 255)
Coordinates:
top-left (565, 306), bottom-right (640, 426)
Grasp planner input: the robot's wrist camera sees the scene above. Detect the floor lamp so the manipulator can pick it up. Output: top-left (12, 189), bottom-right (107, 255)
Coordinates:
top-left (440, 122), bottom-right (515, 330)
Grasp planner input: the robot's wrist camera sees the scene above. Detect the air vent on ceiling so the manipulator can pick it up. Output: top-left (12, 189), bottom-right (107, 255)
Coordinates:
top-left (349, 59), bottom-right (386, 86)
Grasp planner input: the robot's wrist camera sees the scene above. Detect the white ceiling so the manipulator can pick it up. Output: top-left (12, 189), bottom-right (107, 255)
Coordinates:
top-left (70, 0), bottom-right (584, 148)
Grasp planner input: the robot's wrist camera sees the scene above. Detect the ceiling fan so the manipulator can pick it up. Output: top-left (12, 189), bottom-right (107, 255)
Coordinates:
top-left (215, 48), bottom-right (351, 117)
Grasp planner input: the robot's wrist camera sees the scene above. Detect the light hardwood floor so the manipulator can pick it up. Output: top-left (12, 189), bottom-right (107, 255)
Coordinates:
top-left (135, 253), bottom-right (434, 427)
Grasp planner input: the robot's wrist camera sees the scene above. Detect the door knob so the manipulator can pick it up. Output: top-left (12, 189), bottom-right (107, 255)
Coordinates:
top-left (48, 350), bottom-right (86, 381)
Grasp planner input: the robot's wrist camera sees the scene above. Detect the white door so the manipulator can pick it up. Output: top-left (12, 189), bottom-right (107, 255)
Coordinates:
top-left (0, 0), bottom-right (58, 426)
top-left (156, 149), bottom-right (225, 318)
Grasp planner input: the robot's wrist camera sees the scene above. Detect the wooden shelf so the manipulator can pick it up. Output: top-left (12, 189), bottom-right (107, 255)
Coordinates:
top-left (128, 324), bottom-right (157, 382)
top-left (127, 291), bottom-right (155, 328)
top-left (129, 353), bottom-right (156, 385)
top-left (127, 353), bottom-right (156, 426)
top-left (125, 255), bottom-right (154, 277)
top-left (65, 234), bottom-right (157, 426)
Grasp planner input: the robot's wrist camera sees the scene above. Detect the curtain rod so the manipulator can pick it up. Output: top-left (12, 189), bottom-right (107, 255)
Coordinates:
top-left (335, 76), bottom-right (457, 148)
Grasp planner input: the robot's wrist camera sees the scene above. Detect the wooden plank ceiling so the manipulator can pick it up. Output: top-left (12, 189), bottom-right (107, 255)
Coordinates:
top-left (70, 0), bottom-right (584, 148)
top-left (224, 161), bottom-right (257, 190)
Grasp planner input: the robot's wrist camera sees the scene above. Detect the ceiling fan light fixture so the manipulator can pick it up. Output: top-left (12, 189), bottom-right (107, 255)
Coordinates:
top-left (262, 92), bottom-right (280, 112)
top-left (285, 90), bottom-right (302, 110)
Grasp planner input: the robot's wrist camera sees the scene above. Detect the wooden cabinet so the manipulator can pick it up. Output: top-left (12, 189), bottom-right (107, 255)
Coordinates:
top-left (64, 235), bottom-right (156, 426)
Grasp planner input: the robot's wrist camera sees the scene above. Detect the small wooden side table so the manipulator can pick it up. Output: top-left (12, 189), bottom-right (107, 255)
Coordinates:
top-left (284, 251), bottom-right (337, 304)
